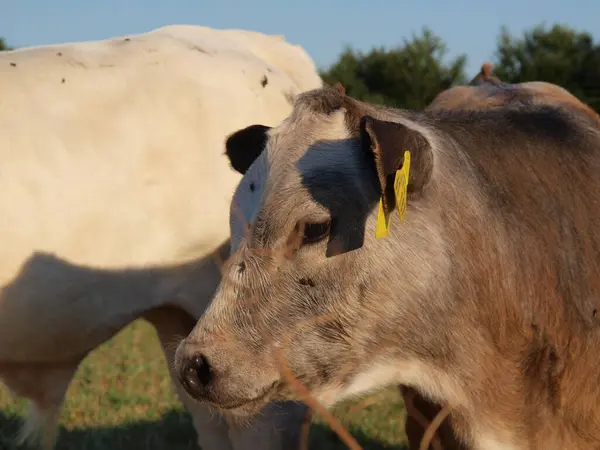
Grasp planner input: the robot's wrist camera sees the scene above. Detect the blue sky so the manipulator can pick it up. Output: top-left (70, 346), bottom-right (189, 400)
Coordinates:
top-left (2, 0), bottom-right (598, 75)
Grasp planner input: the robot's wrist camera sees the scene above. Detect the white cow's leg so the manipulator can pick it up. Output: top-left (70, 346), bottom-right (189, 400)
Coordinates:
top-left (1, 363), bottom-right (77, 450)
top-left (174, 382), bottom-right (234, 450)
top-left (147, 306), bottom-right (234, 450)
top-left (227, 401), bottom-right (309, 450)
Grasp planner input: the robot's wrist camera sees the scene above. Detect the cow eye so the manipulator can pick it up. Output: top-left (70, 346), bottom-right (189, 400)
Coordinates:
top-left (301, 220), bottom-right (331, 245)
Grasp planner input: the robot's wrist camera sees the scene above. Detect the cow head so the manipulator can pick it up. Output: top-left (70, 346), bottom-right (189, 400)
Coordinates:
top-left (173, 84), bottom-right (456, 418)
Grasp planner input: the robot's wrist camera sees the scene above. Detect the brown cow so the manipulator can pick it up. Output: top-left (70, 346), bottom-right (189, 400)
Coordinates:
top-left (399, 62), bottom-right (600, 450)
top-left (175, 67), bottom-right (600, 449)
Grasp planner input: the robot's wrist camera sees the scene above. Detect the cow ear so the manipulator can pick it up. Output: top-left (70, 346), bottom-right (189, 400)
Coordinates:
top-left (225, 124), bottom-right (271, 174)
top-left (360, 115), bottom-right (434, 217)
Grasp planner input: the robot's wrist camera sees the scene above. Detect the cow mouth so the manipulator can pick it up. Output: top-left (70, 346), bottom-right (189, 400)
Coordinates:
top-left (211, 381), bottom-right (280, 414)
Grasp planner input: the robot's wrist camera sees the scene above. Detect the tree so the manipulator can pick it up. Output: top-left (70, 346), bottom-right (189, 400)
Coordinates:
top-left (0, 37), bottom-right (12, 51)
top-left (493, 24), bottom-right (600, 112)
top-left (320, 28), bottom-right (467, 109)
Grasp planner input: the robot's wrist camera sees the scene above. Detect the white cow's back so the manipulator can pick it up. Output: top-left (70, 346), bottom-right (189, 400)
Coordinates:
top-left (0, 25), bottom-right (322, 357)
top-left (0, 25), bottom-right (321, 278)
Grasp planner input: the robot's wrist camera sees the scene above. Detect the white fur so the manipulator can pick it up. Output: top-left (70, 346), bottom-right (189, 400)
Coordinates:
top-left (316, 360), bottom-right (464, 408)
top-left (473, 433), bottom-right (520, 450)
top-left (0, 25), bottom-right (322, 450)
top-left (329, 361), bottom-right (518, 450)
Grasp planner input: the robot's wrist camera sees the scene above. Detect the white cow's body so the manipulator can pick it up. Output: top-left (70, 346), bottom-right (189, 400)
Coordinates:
top-left (0, 25), bottom-right (321, 449)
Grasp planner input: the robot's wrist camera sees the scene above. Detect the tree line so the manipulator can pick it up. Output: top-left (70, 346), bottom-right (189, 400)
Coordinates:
top-left (320, 23), bottom-right (600, 113)
top-left (2, 23), bottom-right (599, 112)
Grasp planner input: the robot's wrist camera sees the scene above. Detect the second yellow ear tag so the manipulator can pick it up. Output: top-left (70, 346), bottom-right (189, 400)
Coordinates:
top-left (375, 150), bottom-right (411, 239)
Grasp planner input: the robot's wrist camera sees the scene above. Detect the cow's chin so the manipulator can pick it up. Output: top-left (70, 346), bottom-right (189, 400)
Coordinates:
top-left (213, 382), bottom-right (280, 418)
top-left (273, 379), bottom-right (342, 409)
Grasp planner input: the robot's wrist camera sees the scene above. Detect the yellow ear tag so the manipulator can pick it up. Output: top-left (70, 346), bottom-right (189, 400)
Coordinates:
top-left (375, 150), bottom-right (411, 239)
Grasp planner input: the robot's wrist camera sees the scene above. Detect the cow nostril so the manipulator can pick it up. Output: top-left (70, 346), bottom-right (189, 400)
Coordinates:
top-left (181, 354), bottom-right (213, 397)
top-left (193, 354), bottom-right (212, 387)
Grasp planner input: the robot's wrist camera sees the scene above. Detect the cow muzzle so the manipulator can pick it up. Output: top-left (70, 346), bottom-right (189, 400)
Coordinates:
top-left (174, 336), bottom-right (281, 416)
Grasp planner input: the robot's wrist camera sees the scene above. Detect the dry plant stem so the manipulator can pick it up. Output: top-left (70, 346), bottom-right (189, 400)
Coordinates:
top-left (419, 406), bottom-right (451, 450)
top-left (402, 388), bottom-right (444, 450)
top-left (275, 347), bottom-right (363, 450)
top-left (299, 407), bottom-right (314, 450)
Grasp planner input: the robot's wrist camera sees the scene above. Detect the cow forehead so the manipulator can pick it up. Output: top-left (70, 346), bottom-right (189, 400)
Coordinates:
top-left (268, 108), bottom-right (352, 158)
top-left (229, 109), bottom-right (358, 248)
top-left (229, 152), bottom-right (268, 249)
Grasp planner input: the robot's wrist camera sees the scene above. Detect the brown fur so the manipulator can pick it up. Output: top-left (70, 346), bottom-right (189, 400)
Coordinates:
top-left (429, 63), bottom-right (600, 123)
top-left (178, 72), bottom-right (600, 450)
top-left (399, 65), bottom-right (600, 450)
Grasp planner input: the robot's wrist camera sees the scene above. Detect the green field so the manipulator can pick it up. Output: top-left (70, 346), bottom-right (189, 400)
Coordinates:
top-left (0, 320), bottom-right (408, 450)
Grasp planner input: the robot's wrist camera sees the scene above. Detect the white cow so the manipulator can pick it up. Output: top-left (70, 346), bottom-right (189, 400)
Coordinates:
top-left (0, 25), bottom-right (322, 450)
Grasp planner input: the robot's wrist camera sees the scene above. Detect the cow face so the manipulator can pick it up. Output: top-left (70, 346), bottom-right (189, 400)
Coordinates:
top-left (174, 86), bottom-right (452, 417)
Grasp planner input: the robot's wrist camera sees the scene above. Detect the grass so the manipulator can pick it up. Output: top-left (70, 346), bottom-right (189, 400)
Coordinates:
top-left (0, 320), bottom-right (408, 450)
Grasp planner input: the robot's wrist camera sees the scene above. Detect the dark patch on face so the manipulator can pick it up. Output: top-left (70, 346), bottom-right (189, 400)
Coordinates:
top-left (299, 165), bottom-right (379, 257)
top-left (261, 75), bottom-right (268, 87)
top-left (249, 182), bottom-right (255, 192)
top-left (9, 62), bottom-right (16, 67)
top-left (298, 278), bottom-right (315, 287)
top-left (326, 217), bottom-right (366, 257)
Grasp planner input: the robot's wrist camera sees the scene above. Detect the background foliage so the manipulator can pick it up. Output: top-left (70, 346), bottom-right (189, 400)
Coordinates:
top-left (319, 23), bottom-right (600, 112)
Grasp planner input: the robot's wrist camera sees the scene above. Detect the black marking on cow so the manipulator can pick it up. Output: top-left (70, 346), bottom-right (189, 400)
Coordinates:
top-left (298, 278), bottom-right (316, 287)
top-left (190, 45), bottom-right (209, 54)
top-left (249, 182), bottom-right (256, 192)
top-left (261, 75), bottom-right (268, 87)
top-left (9, 62), bottom-right (16, 67)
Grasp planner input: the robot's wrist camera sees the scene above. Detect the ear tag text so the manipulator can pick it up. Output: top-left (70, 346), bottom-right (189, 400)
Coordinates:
top-left (375, 150), bottom-right (411, 239)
